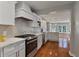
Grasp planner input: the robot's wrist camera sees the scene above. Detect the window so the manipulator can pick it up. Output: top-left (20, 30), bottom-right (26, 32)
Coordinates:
top-left (63, 26), bottom-right (66, 32)
top-left (59, 26), bottom-right (62, 32)
top-left (51, 23), bottom-right (70, 33)
top-left (57, 25), bottom-right (67, 32)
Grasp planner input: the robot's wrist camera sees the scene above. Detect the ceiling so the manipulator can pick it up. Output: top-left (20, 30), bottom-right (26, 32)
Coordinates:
top-left (22, 1), bottom-right (72, 23)
top-left (40, 9), bottom-right (71, 23)
top-left (25, 1), bottom-right (73, 14)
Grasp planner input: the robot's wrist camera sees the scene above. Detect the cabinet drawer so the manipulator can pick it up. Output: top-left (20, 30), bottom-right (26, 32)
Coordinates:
top-left (3, 41), bottom-right (25, 57)
top-left (16, 41), bottom-right (25, 50)
top-left (16, 41), bottom-right (25, 49)
top-left (4, 44), bottom-right (16, 55)
top-left (4, 52), bottom-right (16, 57)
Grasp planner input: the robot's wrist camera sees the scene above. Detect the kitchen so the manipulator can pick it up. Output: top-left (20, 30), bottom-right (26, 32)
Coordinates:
top-left (0, 1), bottom-right (48, 57)
top-left (0, 1), bottom-right (72, 57)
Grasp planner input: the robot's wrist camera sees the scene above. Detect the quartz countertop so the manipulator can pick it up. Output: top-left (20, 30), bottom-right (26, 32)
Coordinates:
top-left (0, 38), bottom-right (25, 48)
top-left (35, 33), bottom-right (43, 36)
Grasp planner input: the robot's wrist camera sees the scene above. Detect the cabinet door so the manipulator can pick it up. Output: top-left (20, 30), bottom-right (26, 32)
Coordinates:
top-left (41, 20), bottom-right (47, 32)
top-left (0, 49), bottom-right (1, 57)
top-left (16, 41), bottom-right (25, 57)
top-left (0, 2), bottom-right (15, 25)
top-left (9, 54), bottom-right (16, 57)
top-left (4, 52), bottom-right (17, 57)
top-left (37, 35), bottom-right (42, 49)
top-left (32, 21), bottom-right (39, 27)
top-left (19, 48), bottom-right (25, 57)
top-left (3, 43), bottom-right (17, 57)
top-left (47, 32), bottom-right (59, 41)
top-left (45, 33), bottom-right (48, 42)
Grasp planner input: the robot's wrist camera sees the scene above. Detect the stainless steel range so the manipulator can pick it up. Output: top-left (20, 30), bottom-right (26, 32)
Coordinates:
top-left (15, 34), bottom-right (37, 57)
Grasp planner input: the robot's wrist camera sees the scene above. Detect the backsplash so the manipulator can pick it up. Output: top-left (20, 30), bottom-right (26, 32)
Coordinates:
top-left (0, 25), bottom-right (15, 38)
top-left (0, 19), bottom-right (41, 38)
top-left (15, 18), bottom-right (41, 35)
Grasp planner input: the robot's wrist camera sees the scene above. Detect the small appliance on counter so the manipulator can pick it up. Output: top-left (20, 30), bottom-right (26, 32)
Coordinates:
top-left (0, 31), bottom-right (7, 42)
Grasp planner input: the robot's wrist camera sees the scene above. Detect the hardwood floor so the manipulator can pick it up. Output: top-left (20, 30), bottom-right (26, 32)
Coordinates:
top-left (35, 40), bottom-right (71, 57)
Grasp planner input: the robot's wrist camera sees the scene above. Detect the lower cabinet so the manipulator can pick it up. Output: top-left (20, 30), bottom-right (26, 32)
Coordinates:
top-left (46, 32), bottom-right (59, 41)
top-left (9, 53), bottom-right (16, 57)
top-left (37, 34), bottom-right (43, 49)
top-left (18, 47), bottom-right (25, 57)
top-left (0, 40), bottom-right (25, 57)
top-left (5, 52), bottom-right (17, 57)
top-left (0, 50), bottom-right (1, 57)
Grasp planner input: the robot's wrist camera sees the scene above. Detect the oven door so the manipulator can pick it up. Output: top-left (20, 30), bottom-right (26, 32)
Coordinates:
top-left (26, 38), bottom-right (37, 56)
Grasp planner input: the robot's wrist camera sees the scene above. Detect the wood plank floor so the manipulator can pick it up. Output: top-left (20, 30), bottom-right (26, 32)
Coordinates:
top-left (35, 40), bottom-right (71, 57)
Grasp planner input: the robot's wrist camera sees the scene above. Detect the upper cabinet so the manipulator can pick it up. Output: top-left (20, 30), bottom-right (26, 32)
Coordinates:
top-left (0, 2), bottom-right (15, 25)
top-left (40, 18), bottom-right (47, 32)
top-left (15, 2), bottom-right (34, 21)
top-left (31, 13), bottom-right (41, 27)
top-left (32, 13), bottom-right (40, 21)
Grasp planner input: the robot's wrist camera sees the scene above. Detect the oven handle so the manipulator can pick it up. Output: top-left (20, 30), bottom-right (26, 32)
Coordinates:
top-left (27, 39), bottom-right (37, 44)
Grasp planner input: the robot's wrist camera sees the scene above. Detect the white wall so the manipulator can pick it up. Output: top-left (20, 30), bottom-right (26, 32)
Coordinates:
top-left (70, 2), bottom-right (79, 56)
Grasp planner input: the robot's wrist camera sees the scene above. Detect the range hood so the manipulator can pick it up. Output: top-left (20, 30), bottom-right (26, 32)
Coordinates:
top-left (15, 9), bottom-right (34, 21)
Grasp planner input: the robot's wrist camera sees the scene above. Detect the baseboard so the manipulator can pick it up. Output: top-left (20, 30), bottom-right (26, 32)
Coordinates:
top-left (69, 51), bottom-right (76, 57)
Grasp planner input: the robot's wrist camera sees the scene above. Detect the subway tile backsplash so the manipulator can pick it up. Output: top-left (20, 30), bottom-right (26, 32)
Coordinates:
top-left (15, 18), bottom-right (41, 35)
top-left (15, 18), bottom-right (33, 35)
top-left (0, 18), bottom-right (41, 37)
top-left (0, 25), bottom-right (15, 38)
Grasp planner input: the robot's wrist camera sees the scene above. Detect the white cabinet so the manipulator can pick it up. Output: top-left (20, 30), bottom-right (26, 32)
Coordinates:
top-left (0, 40), bottom-right (25, 57)
top-left (0, 50), bottom-right (1, 57)
top-left (41, 20), bottom-right (47, 32)
top-left (16, 41), bottom-right (25, 57)
top-left (37, 34), bottom-right (43, 49)
top-left (8, 53), bottom-right (16, 57)
top-left (0, 2), bottom-right (15, 25)
top-left (45, 32), bottom-right (48, 42)
top-left (32, 20), bottom-right (39, 27)
top-left (32, 13), bottom-right (41, 27)
top-left (32, 13), bottom-right (40, 21)
top-left (4, 52), bottom-right (16, 57)
top-left (9, 53), bottom-right (16, 57)
top-left (46, 32), bottom-right (59, 41)
top-left (19, 48), bottom-right (25, 57)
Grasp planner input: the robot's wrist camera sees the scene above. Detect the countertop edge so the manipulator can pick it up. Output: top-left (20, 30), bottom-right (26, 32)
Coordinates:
top-left (0, 38), bottom-right (26, 48)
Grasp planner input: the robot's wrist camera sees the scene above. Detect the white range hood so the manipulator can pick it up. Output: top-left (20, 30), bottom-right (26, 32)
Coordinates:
top-left (15, 9), bottom-right (34, 20)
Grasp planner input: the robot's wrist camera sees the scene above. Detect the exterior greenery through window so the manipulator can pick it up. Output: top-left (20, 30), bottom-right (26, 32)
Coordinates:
top-left (51, 23), bottom-right (70, 33)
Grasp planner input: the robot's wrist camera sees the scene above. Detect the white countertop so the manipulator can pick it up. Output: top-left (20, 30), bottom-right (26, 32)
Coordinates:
top-left (35, 33), bottom-right (43, 36)
top-left (0, 38), bottom-right (25, 48)
top-left (0, 33), bottom-right (43, 48)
